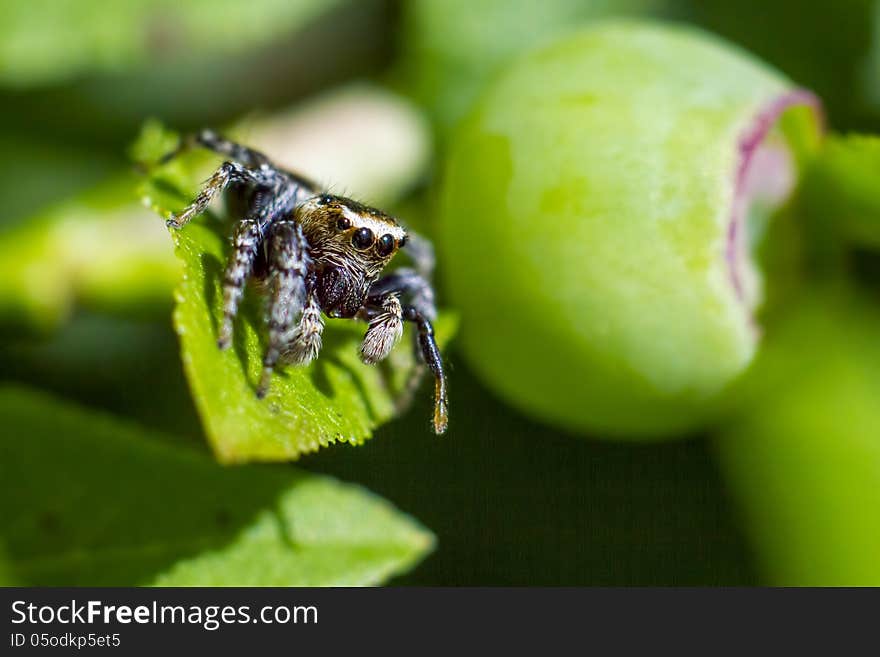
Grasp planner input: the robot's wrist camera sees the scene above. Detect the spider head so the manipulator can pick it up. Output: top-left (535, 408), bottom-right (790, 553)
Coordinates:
top-left (298, 193), bottom-right (407, 270)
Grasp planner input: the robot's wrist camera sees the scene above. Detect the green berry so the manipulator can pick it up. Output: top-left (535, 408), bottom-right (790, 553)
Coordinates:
top-left (439, 21), bottom-right (822, 437)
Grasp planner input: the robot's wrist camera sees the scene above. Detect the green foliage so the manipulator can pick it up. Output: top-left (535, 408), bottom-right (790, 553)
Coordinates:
top-left (0, 175), bottom-right (179, 332)
top-left (136, 123), bottom-right (456, 462)
top-left (0, 386), bottom-right (434, 586)
top-left (0, 136), bottom-right (115, 229)
top-left (0, 0), bottom-right (342, 87)
top-left (802, 134), bottom-right (880, 249)
top-left (715, 288), bottom-right (880, 585)
top-left (2, 0), bottom-right (880, 589)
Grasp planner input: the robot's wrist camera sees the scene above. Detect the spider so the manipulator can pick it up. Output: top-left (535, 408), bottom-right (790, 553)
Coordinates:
top-left (161, 130), bottom-right (448, 434)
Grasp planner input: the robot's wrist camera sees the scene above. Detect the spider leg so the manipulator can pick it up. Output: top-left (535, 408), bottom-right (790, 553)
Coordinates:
top-left (366, 269), bottom-right (447, 434)
top-left (405, 305), bottom-right (447, 435)
top-left (161, 129), bottom-right (272, 169)
top-left (218, 177), bottom-right (308, 348)
top-left (369, 267), bottom-right (436, 321)
top-left (400, 229), bottom-right (436, 279)
top-left (257, 221), bottom-right (311, 398)
top-left (166, 161), bottom-right (279, 229)
top-left (218, 217), bottom-right (263, 350)
top-left (358, 294), bottom-right (403, 365)
top-left (192, 129), bottom-right (274, 168)
top-left (281, 287), bottom-right (325, 366)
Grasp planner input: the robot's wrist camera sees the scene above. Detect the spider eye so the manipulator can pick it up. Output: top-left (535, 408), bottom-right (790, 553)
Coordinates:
top-left (336, 216), bottom-right (351, 231)
top-left (377, 233), bottom-right (396, 257)
top-left (318, 194), bottom-right (333, 206)
top-left (352, 227), bottom-right (374, 250)
top-left (398, 234), bottom-right (408, 249)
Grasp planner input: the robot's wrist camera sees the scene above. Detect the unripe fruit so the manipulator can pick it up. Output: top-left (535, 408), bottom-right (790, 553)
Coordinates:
top-left (440, 21), bottom-right (822, 437)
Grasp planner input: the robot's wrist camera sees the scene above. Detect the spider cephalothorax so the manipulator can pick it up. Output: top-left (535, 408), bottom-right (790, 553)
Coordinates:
top-left (296, 194), bottom-right (407, 318)
top-left (162, 130), bottom-right (448, 434)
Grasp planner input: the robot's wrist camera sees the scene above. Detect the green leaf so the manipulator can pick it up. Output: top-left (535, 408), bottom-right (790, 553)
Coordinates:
top-left (714, 287), bottom-right (880, 585)
top-left (0, 136), bottom-right (114, 229)
top-left (802, 133), bottom-right (880, 249)
top-left (135, 122), bottom-right (456, 462)
top-left (0, 0), bottom-right (343, 87)
top-left (0, 175), bottom-right (179, 332)
top-left (0, 386), bottom-right (434, 586)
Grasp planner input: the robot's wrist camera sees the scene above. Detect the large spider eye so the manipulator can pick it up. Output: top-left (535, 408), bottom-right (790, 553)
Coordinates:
top-left (376, 233), bottom-right (396, 257)
top-left (336, 216), bottom-right (351, 231)
top-left (352, 227), bottom-right (374, 250)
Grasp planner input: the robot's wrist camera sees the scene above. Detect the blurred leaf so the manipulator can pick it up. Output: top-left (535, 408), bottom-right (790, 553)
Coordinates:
top-left (0, 0), bottom-right (343, 87)
top-left (136, 122), bottom-right (456, 462)
top-left (0, 1), bottom-right (392, 152)
top-left (398, 0), bottom-right (667, 135)
top-left (0, 313), bottom-right (203, 443)
top-left (0, 175), bottom-right (179, 332)
top-left (0, 386), bottom-right (434, 586)
top-left (802, 133), bottom-right (880, 249)
top-left (715, 286), bottom-right (880, 585)
top-left (0, 136), bottom-right (116, 229)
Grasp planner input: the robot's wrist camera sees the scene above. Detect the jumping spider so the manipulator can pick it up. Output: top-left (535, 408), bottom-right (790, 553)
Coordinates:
top-left (162, 130), bottom-right (448, 434)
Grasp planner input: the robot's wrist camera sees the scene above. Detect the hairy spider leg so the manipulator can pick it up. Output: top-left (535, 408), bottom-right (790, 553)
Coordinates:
top-left (218, 179), bottom-right (312, 352)
top-left (281, 288), bottom-right (325, 366)
top-left (191, 129), bottom-right (274, 168)
top-left (366, 269), bottom-right (447, 434)
top-left (165, 161), bottom-right (281, 228)
top-left (407, 306), bottom-right (448, 435)
top-left (163, 130), bottom-right (319, 192)
top-left (257, 221), bottom-right (311, 398)
top-left (160, 128), bottom-right (272, 170)
top-left (359, 294), bottom-right (404, 365)
top-left (369, 268), bottom-right (437, 321)
top-left (218, 217), bottom-right (262, 349)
